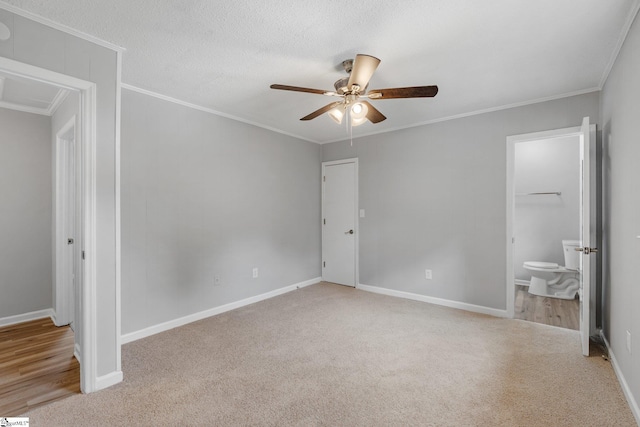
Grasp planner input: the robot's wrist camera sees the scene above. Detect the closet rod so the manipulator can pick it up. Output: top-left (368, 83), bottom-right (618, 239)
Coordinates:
top-left (515, 192), bottom-right (561, 196)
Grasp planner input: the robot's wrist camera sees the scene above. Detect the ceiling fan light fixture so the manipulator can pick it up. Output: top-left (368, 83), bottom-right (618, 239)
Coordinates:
top-left (351, 102), bottom-right (368, 119)
top-left (350, 116), bottom-right (368, 126)
top-left (328, 105), bottom-right (345, 124)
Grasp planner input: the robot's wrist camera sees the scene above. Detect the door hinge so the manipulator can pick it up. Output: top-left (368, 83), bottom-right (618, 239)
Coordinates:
top-left (323, 218), bottom-right (326, 225)
top-left (323, 176), bottom-right (325, 182)
top-left (323, 261), bottom-right (325, 268)
top-left (82, 251), bottom-right (85, 260)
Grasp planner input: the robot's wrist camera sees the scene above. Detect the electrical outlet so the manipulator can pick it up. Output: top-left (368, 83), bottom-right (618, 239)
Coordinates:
top-left (252, 268), bottom-right (259, 279)
top-left (627, 330), bottom-right (632, 354)
top-left (214, 276), bottom-right (221, 286)
top-left (425, 269), bottom-right (432, 280)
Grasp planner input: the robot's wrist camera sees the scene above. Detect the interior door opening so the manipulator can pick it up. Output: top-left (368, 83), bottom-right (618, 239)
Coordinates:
top-left (506, 118), bottom-right (597, 356)
top-left (0, 56), bottom-right (99, 392)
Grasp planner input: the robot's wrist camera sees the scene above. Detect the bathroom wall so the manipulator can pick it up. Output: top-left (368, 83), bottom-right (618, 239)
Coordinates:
top-left (0, 108), bottom-right (52, 319)
top-left (513, 136), bottom-right (581, 281)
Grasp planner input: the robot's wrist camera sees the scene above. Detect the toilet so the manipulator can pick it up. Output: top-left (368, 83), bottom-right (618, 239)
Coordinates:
top-left (523, 240), bottom-right (581, 300)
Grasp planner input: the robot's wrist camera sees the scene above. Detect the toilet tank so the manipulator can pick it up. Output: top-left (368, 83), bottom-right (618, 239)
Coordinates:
top-left (562, 240), bottom-right (581, 270)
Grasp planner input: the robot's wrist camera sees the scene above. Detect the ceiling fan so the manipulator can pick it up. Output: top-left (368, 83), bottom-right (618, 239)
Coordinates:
top-left (270, 54), bottom-right (438, 126)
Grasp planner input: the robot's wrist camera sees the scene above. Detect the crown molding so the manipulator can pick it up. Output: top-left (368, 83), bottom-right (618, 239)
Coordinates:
top-left (0, 1), bottom-right (125, 52)
top-left (320, 87), bottom-right (601, 144)
top-left (599, 0), bottom-right (640, 88)
top-left (121, 83), bottom-right (318, 143)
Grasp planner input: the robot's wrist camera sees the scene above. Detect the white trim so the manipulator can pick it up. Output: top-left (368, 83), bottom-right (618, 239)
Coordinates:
top-left (0, 1), bottom-right (125, 52)
top-left (47, 88), bottom-right (70, 116)
top-left (121, 84), bottom-right (317, 143)
top-left (95, 371), bottom-right (124, 391)
top-left (600, 331), bottom-right (640, 425)
top-left (0, 308), bottom-right (54, 327)
top-left (81, 74), bottom-right (98, 394)
top-left (114, 49), bottom-right (123, 374)
top-left (357, 283), bottom-right (508, 318)
top-left (321, 158), bottom-right (359, 287)
top-left (599, 0), bottom-right (640, 88)
top-left (74, 342), bottom-right (81, 363)
top-left (0, 99), bottom-right (51, 116)
top-left (321, 88), bottom-right (601, 144)
top-left (121, 278), bottom-right (321, 344)
top-left (515, 279), bottom-right (530, 287)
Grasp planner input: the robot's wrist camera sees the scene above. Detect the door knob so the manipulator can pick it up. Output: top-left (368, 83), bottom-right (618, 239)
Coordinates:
top-left (345, 229), bottom-right (354, 235)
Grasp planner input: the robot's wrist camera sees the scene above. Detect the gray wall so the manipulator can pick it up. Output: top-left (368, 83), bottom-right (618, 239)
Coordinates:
top-left (0, 9), bottom-right (119, 379)
top-left (120, 89), bottom-right (321, 335)
top-left (322, 92), bottom-right (599, 310)
top-left (514, 136), bottom-right (580, 280)
top-left (0, 108), bottom-right (52, 317)
top-left (601, 11), bottom-right (640, 415)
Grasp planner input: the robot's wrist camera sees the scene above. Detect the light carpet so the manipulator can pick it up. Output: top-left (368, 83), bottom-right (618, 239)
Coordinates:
top-left (24, 282), bottom-right (636, 426)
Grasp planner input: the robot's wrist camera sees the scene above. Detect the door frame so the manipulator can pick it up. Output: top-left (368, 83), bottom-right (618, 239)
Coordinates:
top-left (54, 115), bottom-right (77, 328)
top-left (506, 122), bottom-right (597, 340)
top-left (321, 158), bottom-right (359, 287)
top-left (0, 56), bottom-right (99, 392)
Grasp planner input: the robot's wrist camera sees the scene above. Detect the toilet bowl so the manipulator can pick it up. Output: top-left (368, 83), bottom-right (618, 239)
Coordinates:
top-left (523, 240), bottom-right (581, 300)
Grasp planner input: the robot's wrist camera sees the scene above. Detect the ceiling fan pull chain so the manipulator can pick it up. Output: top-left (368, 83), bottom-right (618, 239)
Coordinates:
top-left (348, 108), bottom-right (354, 146)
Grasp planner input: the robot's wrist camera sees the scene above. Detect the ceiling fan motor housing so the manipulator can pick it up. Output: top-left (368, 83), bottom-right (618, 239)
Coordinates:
top-left (334, 77), bottom-right (350, 95)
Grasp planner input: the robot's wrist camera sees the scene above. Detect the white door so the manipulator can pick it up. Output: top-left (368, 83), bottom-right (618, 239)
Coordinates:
top-left (578, 117), bottom-right (597, 356)
top-left (322, 159), bottom-right (358, 287)
top-left (55, 118), bottom-right (77, 328)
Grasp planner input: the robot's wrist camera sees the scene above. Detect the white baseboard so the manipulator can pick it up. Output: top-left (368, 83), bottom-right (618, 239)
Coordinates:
top-left (515, 279), bottom-right (530, 287)
top-left (121, 277), bottom-right (321, 344)
top-left (95, 370), bottom-right (123, 392)
top-left (600, 331), bottom-right (640, 425)
top-left (74, 343), bottom-right (81, 363)
top-left (0, 308), bottom-right (54, 327)
top-left (357, 283), bottom-right (508, 318)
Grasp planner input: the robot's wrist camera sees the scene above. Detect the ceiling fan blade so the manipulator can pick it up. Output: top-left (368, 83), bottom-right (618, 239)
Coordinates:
top-left (347, 54), bottom-right (380, 91)
top-left (270, 84), bottom-right (327, 95)
top-left (368, 85), bottom-right (439, 99)
top-left (300, 101), bottom-right (343, 121)
top-left (361, 101), bottom-right (386, 123)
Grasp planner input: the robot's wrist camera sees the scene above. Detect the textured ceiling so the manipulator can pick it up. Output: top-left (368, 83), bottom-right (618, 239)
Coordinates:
top-left (1, 0), bottom-right (638, 143)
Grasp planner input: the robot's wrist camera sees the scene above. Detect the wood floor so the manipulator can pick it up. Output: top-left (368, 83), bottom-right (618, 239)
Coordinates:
top-left (0, 317), bottom-right (80, 416)
top-left (514, 284), bottom-right (579, 330)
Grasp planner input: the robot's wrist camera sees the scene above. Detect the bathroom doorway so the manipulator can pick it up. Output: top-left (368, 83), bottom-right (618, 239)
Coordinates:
top-left (513, 134), bottom-right (581, 330)
top-left (506, 118), bottom-right (597, 356)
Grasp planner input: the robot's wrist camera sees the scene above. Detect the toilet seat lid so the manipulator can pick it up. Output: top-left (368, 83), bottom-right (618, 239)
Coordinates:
top-left (524, 261), bottom-right (559, 269)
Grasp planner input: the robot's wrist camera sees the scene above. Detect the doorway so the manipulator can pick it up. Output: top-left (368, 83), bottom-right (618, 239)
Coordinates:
top-left (512, 134), bottom-right (581, 330)
top-left (322, 158), bottom-right (358, 287)
top-left (0, 56), bottom-right (98, 392)
top-left (506, 118), bottom-right (597, 356)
